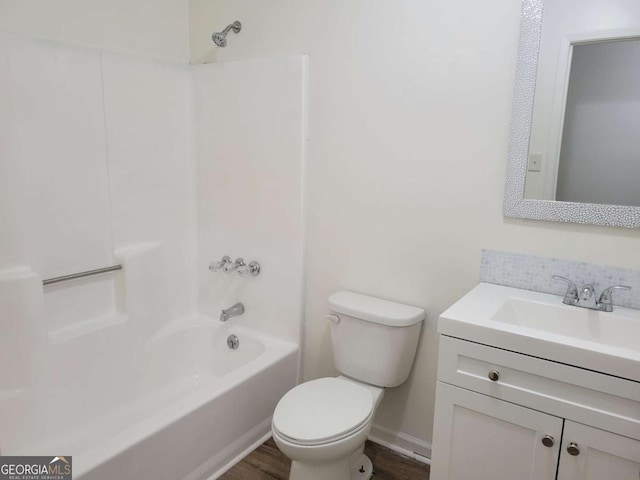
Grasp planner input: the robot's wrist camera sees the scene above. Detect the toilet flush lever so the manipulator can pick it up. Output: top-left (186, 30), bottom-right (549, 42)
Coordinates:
top-left (325, 314), bottom-right (340, 324)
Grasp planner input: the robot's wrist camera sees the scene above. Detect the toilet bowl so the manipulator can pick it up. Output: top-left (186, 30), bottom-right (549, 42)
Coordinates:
top-left (272, 376), bottom-right (384, 480)
top-left (271, 291), bottom-right (424, 480)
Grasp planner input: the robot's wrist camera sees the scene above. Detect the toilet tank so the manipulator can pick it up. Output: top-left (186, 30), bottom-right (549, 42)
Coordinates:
top-left (327, 291), bottom-right (425, 388)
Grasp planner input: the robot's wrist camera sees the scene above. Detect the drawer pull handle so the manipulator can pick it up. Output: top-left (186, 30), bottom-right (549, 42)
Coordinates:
top-left (541, 435), bottom-right (554, 448)
top-left (567, 443), bottom-right (580, 456)
top-left (488, 370), bottom-right (500, 382)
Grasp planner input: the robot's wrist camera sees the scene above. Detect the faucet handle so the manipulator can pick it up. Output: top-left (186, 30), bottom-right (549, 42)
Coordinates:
top-left (552, 275), bottom-right (579, 305)
top-left (598, 285), bottom-right (632, 312)
top-left (224, 258), bottom-right (245, 273)
top-left (209, 256), bottom-right (232, 272)
top-left (237, 261), bottom-right (261, 277)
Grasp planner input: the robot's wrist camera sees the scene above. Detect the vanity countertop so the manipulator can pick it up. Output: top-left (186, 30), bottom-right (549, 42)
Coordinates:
top-left (439, 283), bottom-right (640, 383)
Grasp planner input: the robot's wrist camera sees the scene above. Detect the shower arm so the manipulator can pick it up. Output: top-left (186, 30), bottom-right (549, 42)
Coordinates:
top-left (223, 21), bottom-right (241, 35)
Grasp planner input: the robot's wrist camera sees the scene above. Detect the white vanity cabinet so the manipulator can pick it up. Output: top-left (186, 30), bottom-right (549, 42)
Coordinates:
top-left (431, 336), bottom-right (640, 480)
top-left (433, 382), bottom-right (562, 480)
top-left (557, 421), bottom-right (640, 480)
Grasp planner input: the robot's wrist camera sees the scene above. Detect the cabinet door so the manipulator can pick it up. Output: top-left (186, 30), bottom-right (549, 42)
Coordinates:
top-left (557, 421), bottom-right (640, 480)
top-left (431, 382), bottom-right (562, 480)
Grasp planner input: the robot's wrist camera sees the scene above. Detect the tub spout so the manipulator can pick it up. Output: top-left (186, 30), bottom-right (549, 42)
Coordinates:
top-left (220, 302), bottom-right (244, 322)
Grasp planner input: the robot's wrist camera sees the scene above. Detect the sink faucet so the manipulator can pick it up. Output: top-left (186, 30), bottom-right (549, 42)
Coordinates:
top-left (220, 302), bottom-right (244, 322)
top-left (552, 275), bottom-right (631, 312)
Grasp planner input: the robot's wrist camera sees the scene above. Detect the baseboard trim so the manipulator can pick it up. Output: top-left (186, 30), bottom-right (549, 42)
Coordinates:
top-left (205, 422), bottom-right (432, 478)
top-left (368, 424), bottom-right (432, 465)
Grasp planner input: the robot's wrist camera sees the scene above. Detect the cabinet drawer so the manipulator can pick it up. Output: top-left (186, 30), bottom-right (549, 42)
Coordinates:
top-left (437, 335), bottom-right (640, 441)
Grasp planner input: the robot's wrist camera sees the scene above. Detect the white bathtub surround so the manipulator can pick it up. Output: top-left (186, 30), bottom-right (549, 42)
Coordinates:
top-left (0, 33), bottom-right (197, 334)
top-left (0, 256), bottom-right (300, 478)
top-left (0, 31), bottom-right (306, 479)
top-left (0, 268), bottom-right (45, 420)
top-left (0, 243), bottom-right (192, 460)
top-left (480, 249), bottom-right (640, 309)
top-left (101, 52), bottom-right (197, 321)
top-left (194, 56), bottom-right (308, 347)
top-left (7, 35), bottom-right (119, 338)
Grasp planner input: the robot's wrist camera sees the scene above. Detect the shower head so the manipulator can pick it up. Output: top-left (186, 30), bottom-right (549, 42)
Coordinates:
top-left (211, 21), bottom-right (242, 47)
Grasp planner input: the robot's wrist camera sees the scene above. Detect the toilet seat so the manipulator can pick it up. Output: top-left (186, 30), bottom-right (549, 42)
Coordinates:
top-left (272, 377), bottom-right (374, 446)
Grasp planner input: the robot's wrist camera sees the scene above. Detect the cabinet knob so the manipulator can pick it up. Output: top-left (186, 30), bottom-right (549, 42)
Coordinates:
top-left (567, 443), bottom-right (580, 456)
top-left (488, 370), bottom-right (500, 382)
top-left (541, 435), bottom-right (554, 448)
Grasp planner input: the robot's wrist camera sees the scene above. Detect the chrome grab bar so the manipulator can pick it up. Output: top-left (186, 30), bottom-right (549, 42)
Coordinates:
top-left (42, 264), bottom-right (122, 286)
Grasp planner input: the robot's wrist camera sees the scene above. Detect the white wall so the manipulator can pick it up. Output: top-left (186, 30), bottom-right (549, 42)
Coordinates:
top-left (0, 0), bottom-right (190, 62)
top-left (190, 0), bottom-right (640, 456)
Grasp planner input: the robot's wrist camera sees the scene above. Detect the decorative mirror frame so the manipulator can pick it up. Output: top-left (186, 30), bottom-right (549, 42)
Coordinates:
top-left (503, 0), bottom-right (640, 228)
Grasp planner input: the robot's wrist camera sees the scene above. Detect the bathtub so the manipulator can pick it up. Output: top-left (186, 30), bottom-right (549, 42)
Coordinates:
top-left (1, 316), bottom-right (298, 479)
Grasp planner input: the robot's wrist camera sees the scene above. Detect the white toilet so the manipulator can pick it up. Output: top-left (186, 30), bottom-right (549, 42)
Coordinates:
top-left (271, 290), bottom-right (425, 480)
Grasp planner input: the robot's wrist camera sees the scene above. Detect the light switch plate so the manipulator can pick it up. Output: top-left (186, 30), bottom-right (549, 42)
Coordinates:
top-left (528, 153), bottom-right (542, 172)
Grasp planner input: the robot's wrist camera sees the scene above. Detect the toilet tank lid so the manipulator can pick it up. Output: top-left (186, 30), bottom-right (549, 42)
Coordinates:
top-left (329, 291), bottom-right (425, 327)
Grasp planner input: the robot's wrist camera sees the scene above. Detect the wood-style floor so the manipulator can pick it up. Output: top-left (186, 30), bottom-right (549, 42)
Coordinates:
top-left (219, 438), bottom-right (430, 480)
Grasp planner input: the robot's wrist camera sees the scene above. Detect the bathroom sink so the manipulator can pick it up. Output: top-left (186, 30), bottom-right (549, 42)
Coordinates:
top-left (492, 297), bottom-right (640, 351)
top-left (439, 283), bottom-right (640, 383)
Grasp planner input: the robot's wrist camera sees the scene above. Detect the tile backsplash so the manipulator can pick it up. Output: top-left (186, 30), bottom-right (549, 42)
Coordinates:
top-left (480, 249), bottom-right (640, 310)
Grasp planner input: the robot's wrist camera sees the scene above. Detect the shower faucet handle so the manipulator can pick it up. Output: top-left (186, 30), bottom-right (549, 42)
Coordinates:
top-left (209, 256), bottom-right (232, 272)
top-left (209, 256), bottom-right (260, 277)
top-left (224, 258), bottom-right (246, 273)
top-left (237, 261), bottom-right (261, 277)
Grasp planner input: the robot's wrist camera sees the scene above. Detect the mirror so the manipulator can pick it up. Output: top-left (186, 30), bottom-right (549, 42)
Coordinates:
top-left (527, 35), bottom-right (640, 206)
top-left (503, 0), bottom-right (640, 227)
